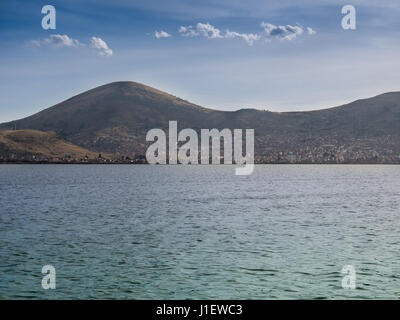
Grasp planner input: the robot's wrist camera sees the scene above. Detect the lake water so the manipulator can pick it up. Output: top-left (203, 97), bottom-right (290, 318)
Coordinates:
top-left (0, 165), bottom-right (399, 299)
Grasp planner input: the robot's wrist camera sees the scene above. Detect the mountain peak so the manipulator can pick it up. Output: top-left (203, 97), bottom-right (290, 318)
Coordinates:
top-left (91, 81), bottom-right (175, 98)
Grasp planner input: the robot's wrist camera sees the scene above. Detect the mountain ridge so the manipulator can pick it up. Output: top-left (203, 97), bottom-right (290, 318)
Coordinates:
top-left (1, 81), bottom-right (400, 163)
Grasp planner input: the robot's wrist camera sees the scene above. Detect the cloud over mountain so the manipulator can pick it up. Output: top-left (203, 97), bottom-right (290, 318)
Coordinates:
top-left (179, 23), bottom-right (223, 38)
top-left (179, 22), bottom-right (260, 45)
top-left (155, 30), bottom-right (172, 38)
top-left (261, 22), bottom-right (304, 40)
top-left (176, 21), bottom-right (315, 45)
top-left (90, 37), bottom-right (113, 56)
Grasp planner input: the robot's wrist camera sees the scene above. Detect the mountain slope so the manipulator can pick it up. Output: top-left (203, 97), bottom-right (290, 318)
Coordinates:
top-left (4, 81), bottom-right (212, 134)
top-left (0, 130), bottom-right (100, 160)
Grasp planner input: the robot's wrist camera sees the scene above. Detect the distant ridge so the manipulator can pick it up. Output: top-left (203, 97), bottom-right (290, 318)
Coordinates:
top-left (1, 81), bottom-right (400, 163)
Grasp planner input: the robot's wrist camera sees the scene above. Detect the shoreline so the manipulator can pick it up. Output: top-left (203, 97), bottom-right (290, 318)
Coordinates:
top-left (1, 161), bottom-right (399, 165)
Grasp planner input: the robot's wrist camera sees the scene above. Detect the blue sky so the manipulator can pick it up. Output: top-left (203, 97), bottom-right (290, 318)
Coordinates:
top-left (1, 0), bottom-right (400, 122)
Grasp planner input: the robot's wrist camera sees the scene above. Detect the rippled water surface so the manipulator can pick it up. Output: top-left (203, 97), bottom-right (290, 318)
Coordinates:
top-left (1, 165), bottom-right (400, 299)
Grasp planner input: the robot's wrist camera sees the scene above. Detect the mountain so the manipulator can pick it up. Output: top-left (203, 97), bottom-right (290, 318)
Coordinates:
top-left (1, 82), bottom-right (218, 155)
top-left (0, 130), bottom-right (100, 161)
top-left (1, 81), bottom-right (400, 163)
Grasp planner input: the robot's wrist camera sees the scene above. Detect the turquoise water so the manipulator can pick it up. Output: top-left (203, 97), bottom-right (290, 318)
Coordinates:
top-left (0, 165), bottom-right (399, 299)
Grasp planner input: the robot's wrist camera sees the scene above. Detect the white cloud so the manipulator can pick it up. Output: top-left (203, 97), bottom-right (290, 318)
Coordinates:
top-left (90, 37), bottom-right (113, 56)
top-left (307, 27), bottom-right (317, 35)
top-left (179, 22), bottom-right (222, 38)
top-left (196, 22), bottom-right (223, 38)
top-left (155, 30), bottom-right (172, 39)
top-left (31, 34), bottom-right (113, 57)
top-left (225, 30), bottom-right (261, 46)
top-left (32, 34), bottom-right (82, 47)
top-left (179, 22), bottom-right (259, 45)
top-left (177, 21), bottom-right (316, 45)
top-left (179, 25), bottom-right (199, 37)
top-left (261, 22), bottom-right (304, 40)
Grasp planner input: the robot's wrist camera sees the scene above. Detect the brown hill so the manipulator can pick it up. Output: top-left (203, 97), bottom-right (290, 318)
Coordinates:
top-left (1, 81), bottom-right (399, 159)
top-left (0, 130), bottom-right (100, 161)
